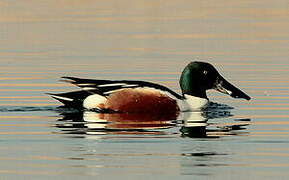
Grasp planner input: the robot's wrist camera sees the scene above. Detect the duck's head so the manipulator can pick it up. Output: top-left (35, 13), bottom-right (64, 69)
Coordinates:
top-left (180, 61), bottom-right (251, 100)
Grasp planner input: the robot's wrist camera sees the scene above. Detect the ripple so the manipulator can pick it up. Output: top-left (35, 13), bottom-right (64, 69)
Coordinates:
top-left (0, 106), bottom-right (57, 112)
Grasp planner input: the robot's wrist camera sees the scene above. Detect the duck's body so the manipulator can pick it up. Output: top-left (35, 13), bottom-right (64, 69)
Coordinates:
top-left (49, 62), bottom-right (250, 113)
top-left (50, 78), bottom-right (207, 113)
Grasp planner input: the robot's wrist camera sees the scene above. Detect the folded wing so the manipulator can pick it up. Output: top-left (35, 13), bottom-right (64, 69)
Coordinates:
top-left (61, 76), bottom-right (183, 99)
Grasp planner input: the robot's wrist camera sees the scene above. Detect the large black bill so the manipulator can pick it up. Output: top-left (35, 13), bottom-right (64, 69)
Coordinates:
top-left (214, 76), bottom-right (251, 100)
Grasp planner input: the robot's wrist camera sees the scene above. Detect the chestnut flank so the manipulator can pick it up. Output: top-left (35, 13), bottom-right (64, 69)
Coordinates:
top-left (105, 88), bottom-right (179, 114)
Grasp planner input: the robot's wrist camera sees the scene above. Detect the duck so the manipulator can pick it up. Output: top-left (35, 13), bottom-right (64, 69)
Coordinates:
top-left (49, 61), bottom-right (250, 113)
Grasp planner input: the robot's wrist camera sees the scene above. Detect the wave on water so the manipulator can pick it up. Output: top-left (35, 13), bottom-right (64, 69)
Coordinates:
top-left (0, 106), bottom-right (59, 112)
top-left (0, 104), bottom-right (250, 138)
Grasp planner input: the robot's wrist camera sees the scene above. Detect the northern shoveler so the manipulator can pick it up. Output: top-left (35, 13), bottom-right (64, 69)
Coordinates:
top-left (49, 61), bottom-right (251, 113)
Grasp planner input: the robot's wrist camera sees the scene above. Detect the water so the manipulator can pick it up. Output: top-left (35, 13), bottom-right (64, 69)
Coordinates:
top-left (1, 1), bottom-right (289, 179)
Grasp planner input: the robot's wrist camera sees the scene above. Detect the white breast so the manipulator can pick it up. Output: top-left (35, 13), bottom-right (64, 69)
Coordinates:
top-left (177, 94), bottom-right (209, 111)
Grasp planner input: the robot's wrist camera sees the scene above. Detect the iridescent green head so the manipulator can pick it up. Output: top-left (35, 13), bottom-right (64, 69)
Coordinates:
top-left (180, 61), bottom-right (251, 100)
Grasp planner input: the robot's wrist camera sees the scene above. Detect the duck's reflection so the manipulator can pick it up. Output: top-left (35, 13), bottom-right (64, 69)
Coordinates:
top-left (55, 103), bottom-right (250, 138)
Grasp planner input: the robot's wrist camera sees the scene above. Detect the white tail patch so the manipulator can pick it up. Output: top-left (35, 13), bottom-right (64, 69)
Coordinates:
top-left (51, 95), bottom-right (73, 101)
top-left (83, 94), bottom-right (107, 109)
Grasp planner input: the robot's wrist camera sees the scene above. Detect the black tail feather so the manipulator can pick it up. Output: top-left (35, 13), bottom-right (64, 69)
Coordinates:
top-left (47, 91), bottom-right (92, 108)
top-left (61, 76), bottom-right (111, 85)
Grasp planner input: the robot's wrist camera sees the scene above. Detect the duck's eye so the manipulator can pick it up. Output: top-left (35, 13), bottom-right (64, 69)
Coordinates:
top-left (203, 70), bottom-right (208, 75)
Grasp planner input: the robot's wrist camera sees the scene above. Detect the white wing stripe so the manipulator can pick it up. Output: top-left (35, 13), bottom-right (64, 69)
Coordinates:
top-left (122, 84), bottom-right (138, 87)
top-left (98, 83), bottom-right (127, 87)
top-left (51, 95), bottom-right (73, 101)
top-left (103, 89), bottom-right (122, 94)
top-left (78, 83), bottom-right (95, 86)
top-left (82, 87), bottom-right (97, 90)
